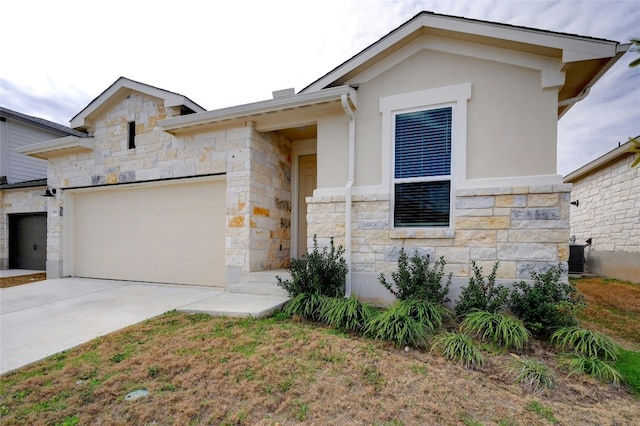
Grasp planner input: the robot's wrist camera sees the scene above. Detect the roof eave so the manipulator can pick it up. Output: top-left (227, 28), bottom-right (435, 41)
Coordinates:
top-left (70, 77), bottom-right (206, 130)
top-left (564, 141), bottom-right (634, 183)
top-left (17, 135), bottom-right (95, 160)
top-left (159, 85), bottom-right (357, 134)
top-left (301, 11), bottom-right (623, 96)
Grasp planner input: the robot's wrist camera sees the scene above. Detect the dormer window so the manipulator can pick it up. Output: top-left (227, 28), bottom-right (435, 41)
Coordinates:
top-left (128, 121), bottom-right (136, 149)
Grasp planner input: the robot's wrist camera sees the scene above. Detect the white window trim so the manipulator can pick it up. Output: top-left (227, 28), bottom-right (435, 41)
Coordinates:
top-left (380, 83), bottom-right (471, 231)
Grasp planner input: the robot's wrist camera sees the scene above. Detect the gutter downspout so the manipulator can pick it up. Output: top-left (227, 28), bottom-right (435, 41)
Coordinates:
top-left (341, 93), bottom-right (355, 298)
top-left (558, 86), bottom-right (591, 107)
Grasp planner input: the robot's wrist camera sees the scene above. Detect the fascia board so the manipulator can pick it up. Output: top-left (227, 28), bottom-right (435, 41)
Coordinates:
top-left (16, 136), bottom-right (95, 159)
top-left (303, 13), bottom-right (620, 93)
top-left (159, 85), bottom-right (357, 132)
top-left (563, 142), bottom-right (633, 183)
top-left (70, 78), bottom-right (205, 129)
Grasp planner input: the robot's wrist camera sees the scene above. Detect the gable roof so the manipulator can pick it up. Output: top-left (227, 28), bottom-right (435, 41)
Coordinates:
top-left (0, 106), bottom-right (86, 137)
top-left (70, 77), bottom-right (206, 131)
top-left (300, 11), bottom-right (627, 118)
top-left (564, 139), bottom-right (637, 183)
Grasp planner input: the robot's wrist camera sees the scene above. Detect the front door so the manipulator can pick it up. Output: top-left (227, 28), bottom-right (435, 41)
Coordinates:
top-left (9, 213), bottom-right (47, 270)
top-left (298, 154), bottom-right (317, 258)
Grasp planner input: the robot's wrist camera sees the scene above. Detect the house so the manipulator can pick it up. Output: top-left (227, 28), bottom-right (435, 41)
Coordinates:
top-left (564, 140), bottom-right (639, 283)
top-left (0, 107), bottom-right (86, 270)
top-left (16, 12), bottom-right (627, 302)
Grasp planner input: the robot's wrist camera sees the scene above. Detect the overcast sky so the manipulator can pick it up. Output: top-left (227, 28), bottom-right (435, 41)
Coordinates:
top-left (1, 0), bottom-right (638, 176)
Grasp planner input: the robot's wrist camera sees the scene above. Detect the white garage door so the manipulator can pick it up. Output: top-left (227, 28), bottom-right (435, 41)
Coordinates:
top-left (73, 178), bottom-right (226, 286)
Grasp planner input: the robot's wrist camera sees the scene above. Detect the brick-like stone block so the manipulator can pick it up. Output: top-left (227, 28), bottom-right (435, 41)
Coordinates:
top-left (511, 208), bottom-right (560, 220)
top-left (497, 243), bottom-right (557, 261)
top-left (455, 196), bottom-right (495, 209)
top-left (456, 216), bottom-right (510, 230)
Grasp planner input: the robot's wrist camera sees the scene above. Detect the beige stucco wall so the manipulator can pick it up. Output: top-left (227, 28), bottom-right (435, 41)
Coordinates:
top-left (320, 44), bottom-right (559, 189)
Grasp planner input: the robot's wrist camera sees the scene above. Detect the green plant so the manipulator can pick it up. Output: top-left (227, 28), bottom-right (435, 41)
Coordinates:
top-left (559, 353), bottom-right (623, 384)
top-left (365, 302), bottom-right (429, 347)
top-left (431, 331), bottom-right (484, 369)
top-left (507, 357), bottom-right (555, 392)
top-left (550, 326), bottom-right (619, 361)
top-left (526, 401), bottom-right (558, 424)
top-left (455, 261), bottom-right (509, 316)
top-left (615, 348), bottom-right (640, 394)
top-left (461, 311), bottom-right (530, 350)
top-left (404, 299), bottom-right (448, 332)
top-left (277, 235), bottom-right (347, 298)
top-left (508, 264), bottom-right (585, 335)
top-left (283, 293), bottom-right (331, 321)
top-left (379, 249), bottom-right (451, 304)
top-left (319, 296), bottom-right (378, 333)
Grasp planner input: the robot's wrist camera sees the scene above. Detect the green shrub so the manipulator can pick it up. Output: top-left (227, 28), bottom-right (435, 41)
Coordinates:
top-left (283, 293), bottom-right (331, 321)
top-left (559, 353), bottom-right (622, 385)
top-left (277, 236), bottom-right (347, 298)
top-left (379, 249), bottom-right (451, 304)
top-left (365, 302), bottom-right (430, 347)
top-left (455, 261), bottom-right (509, 316)
top-left (319, 296), bottom-right (378, 333)
top-left (507, 357), bottom-right (555, 392)
top-left (431, 331), bottom-right (484, 369)
top-left (550, 326), bottom-right (619, 361)
top-left (461, 311), bottom-right (530, 351)
top-left (508, 264), bottom-right (585, 335)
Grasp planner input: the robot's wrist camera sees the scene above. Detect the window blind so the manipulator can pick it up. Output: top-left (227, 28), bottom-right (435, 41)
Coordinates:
top-left (395, 107), bottom-right (452, 179)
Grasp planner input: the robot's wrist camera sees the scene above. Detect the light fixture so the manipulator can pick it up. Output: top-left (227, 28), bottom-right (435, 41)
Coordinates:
top-left (570, 200), bottom-right (579, 207)
top-left (42, 186), bottom-right (57, 197)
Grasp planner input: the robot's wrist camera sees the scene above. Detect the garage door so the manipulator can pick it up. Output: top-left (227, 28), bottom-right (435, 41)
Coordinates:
top-left (73, 178), bottom-right (226, 286)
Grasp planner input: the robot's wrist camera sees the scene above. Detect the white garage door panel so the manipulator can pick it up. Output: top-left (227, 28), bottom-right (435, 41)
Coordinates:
top-left (74, 179), bottom-right (226, 286)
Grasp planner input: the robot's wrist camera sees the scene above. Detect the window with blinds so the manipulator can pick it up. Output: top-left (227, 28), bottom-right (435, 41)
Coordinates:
top-left (393, 107), bottom-right (452, 227)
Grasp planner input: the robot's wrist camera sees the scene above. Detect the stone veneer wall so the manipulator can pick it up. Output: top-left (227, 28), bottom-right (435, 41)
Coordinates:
top-left (569, 155), bottom-right (639, 252)
top-left (45, 93), bottom-right (291, 281)
top-left (0, 187), bottom-right (48, 269)
top-left (307, 184), bottom-right (571, 304)
top-left (568, 154), bottom-right (639, 282)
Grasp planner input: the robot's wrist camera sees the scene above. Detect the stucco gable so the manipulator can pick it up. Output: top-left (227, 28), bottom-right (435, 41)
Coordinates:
top-left (70, 77), bottom-right (206, 132)
top-left (300, 11), bottom-right (627, 118)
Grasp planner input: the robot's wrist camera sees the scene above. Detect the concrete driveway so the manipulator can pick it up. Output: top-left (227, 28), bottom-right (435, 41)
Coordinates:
top-left (0, 277), bottom-right (288, 374)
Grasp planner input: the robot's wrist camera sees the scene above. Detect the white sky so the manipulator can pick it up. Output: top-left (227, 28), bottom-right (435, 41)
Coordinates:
top-left (1, 0), bottom-right (638, 176)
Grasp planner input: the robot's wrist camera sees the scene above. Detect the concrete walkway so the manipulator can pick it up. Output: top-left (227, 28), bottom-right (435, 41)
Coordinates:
top-left (0, 277), bottom-right (289, 374)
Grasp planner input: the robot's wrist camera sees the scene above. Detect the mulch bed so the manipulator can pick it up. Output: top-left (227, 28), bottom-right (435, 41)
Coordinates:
top-left (0, 273), bottom-right (47, 289)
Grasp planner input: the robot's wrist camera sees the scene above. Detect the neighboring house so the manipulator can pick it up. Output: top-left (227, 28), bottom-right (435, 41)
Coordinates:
top-left (0, 107), bottom-right (86, 270)
top-left (564, 140), bottom-right (639, 283)
top-left (17, 12), bottom-right (627, 302)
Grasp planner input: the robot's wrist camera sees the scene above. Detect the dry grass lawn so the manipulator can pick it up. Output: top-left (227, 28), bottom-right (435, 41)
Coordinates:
top-left (1, 277), bottom-right (638, 425)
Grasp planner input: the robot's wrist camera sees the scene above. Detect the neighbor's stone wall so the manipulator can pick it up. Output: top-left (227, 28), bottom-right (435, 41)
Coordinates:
top-left (307, 184), bottom-right (571, 303)
top-left (0, 187), bottom-right (48, 269)
top-left (569, 155), bottom-right (639, 252)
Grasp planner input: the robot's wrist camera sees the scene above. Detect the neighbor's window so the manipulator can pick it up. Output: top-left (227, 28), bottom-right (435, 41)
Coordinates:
top-left (393, 107), bottom-right (452, 227)
top-left (128, 121), bottom-right (136, 149)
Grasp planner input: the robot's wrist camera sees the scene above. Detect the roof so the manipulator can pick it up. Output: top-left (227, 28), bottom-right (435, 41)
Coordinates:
top-left (70, 77), bottom-right (206, 131)
top-left (564, 139), bottom-right (637, 183)
top-left (300, 11), bottom-right (627, 118)
top-left (0, 106), bottom-right (87, 137)
top-left (159, 85), bottom-right (357, 136)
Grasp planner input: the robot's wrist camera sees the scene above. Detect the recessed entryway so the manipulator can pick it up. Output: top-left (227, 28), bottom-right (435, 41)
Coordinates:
top-left (8, 213), bottom-right (47, 270)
